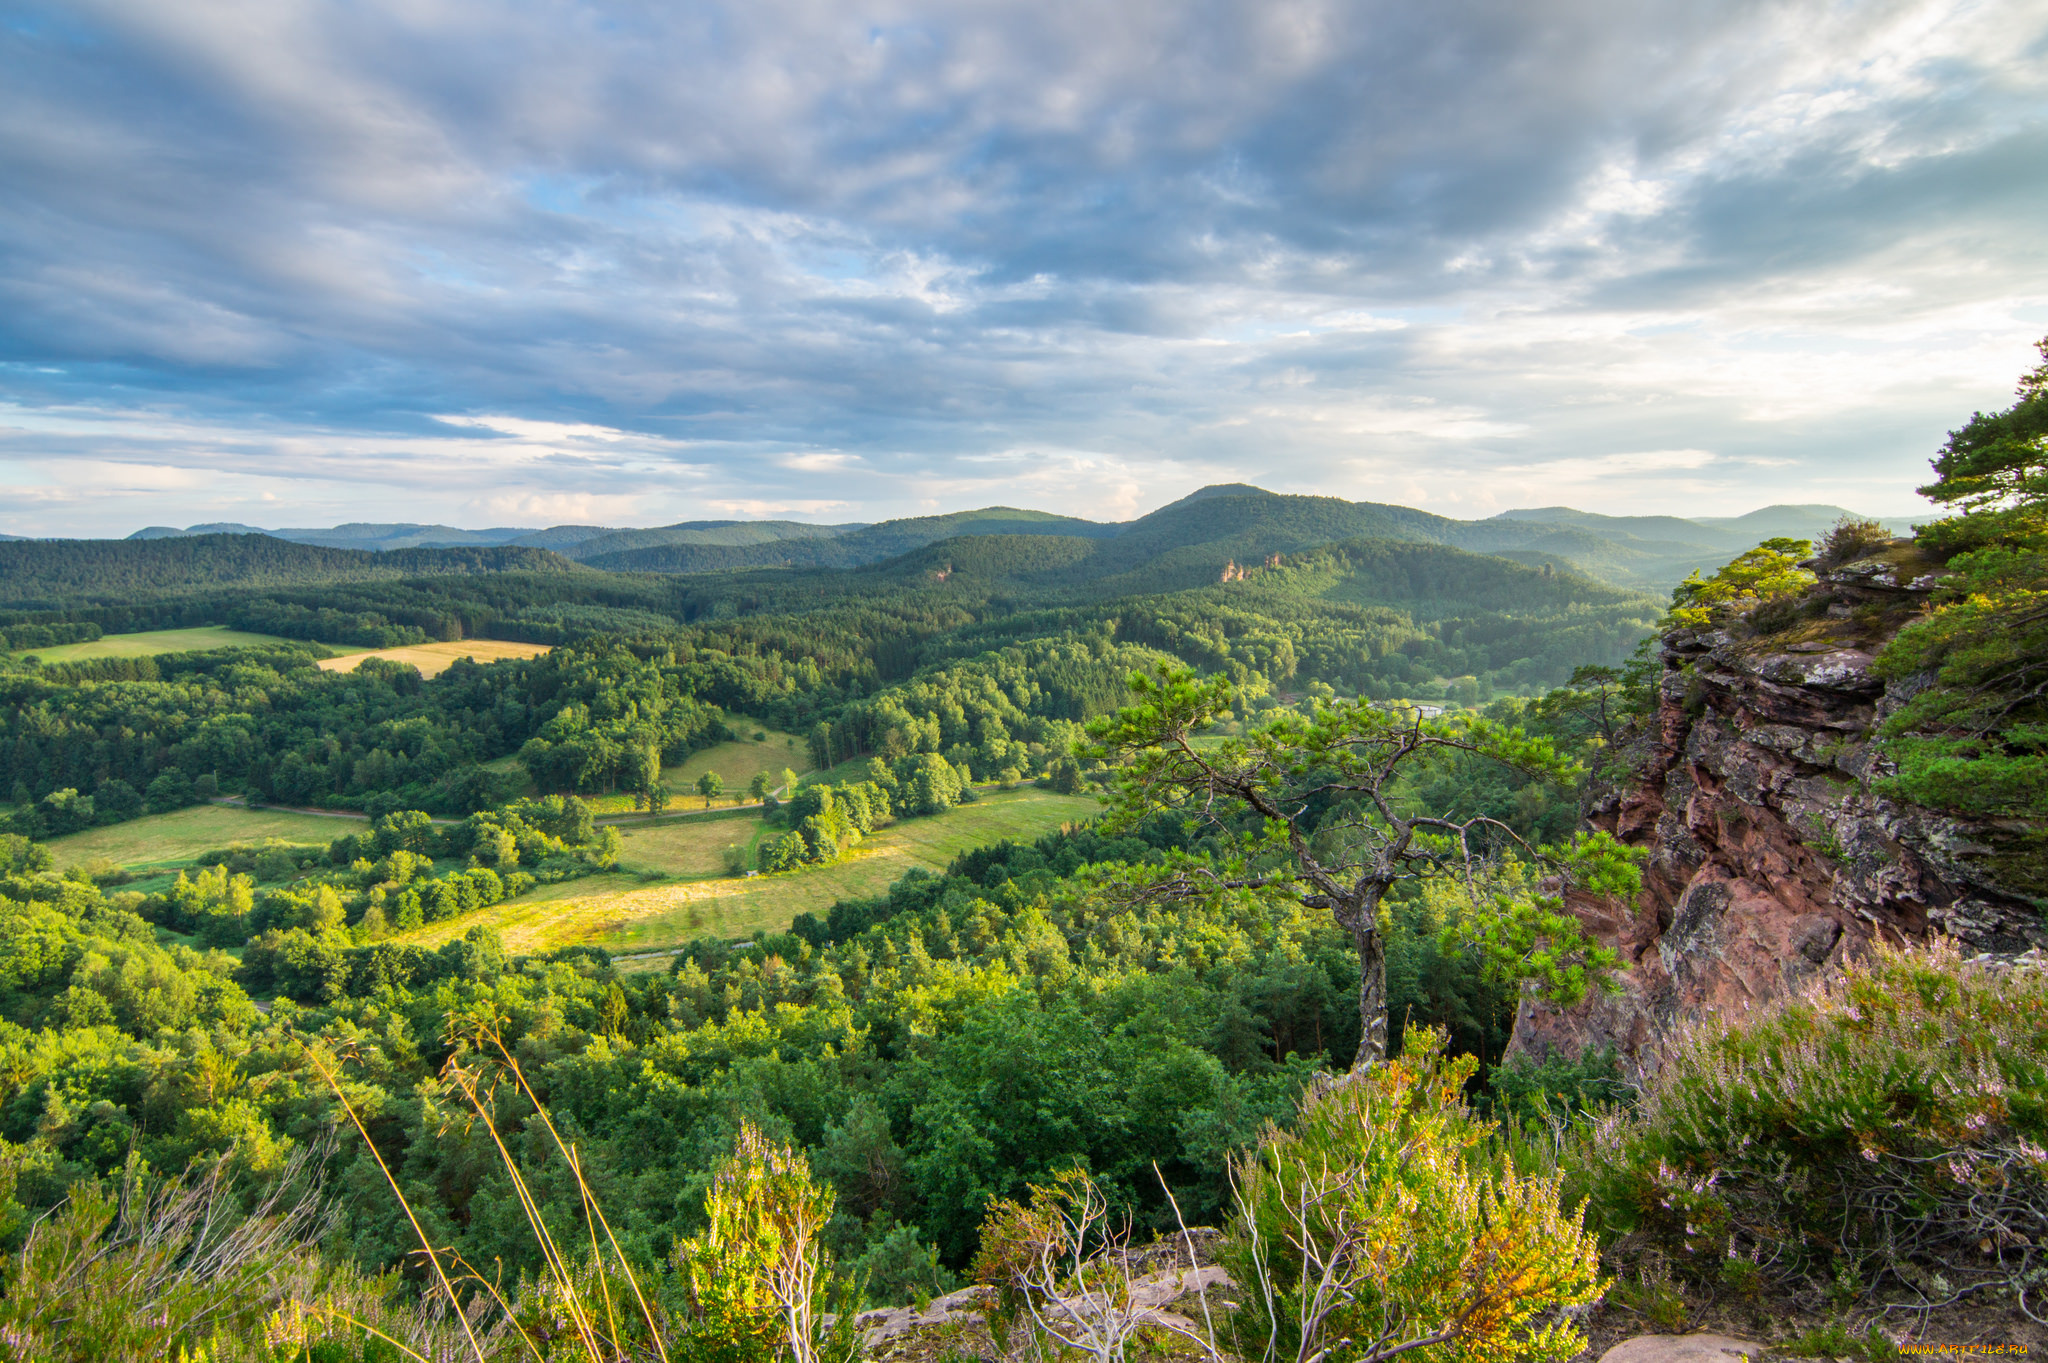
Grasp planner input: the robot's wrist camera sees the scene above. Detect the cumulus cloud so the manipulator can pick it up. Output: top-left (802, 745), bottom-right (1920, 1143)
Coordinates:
top-left (0, 0), bottom-right (2043, 533)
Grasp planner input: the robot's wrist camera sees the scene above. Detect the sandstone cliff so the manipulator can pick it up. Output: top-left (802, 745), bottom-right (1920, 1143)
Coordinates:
top-left (1509, 544), bottom-right (2046, 1071)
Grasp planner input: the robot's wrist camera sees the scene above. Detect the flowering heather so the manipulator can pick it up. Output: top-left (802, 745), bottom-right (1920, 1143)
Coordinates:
top-left (1572, 941), bottom-right (2048, 1310)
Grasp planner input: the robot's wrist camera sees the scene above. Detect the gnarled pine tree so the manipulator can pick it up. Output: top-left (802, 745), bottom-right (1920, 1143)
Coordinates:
top-left (1089, 665), bottom-right (1638, 1068)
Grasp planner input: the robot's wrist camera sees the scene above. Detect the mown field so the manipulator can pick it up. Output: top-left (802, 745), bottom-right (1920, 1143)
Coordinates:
top-left (43, 803), bottom-right (364, 892)
top-left (7, 625), bottom-right (341, 661)
top-left (315, 639), bottom-right (551, 678)
top-left (403, 788), bottom-right (1101, 963)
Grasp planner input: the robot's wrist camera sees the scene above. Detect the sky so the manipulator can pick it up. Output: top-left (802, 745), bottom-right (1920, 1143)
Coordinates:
top-left (2, 0), bottom-right (2045, 536)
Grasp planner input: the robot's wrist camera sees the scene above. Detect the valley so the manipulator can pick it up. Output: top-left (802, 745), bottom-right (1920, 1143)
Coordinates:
top-left (0, 463), bottom-right (2035, 1359)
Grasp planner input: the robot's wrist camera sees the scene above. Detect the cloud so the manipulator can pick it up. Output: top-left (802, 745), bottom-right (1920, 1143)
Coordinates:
top-left (0, 0), bottom-right (2044, 533)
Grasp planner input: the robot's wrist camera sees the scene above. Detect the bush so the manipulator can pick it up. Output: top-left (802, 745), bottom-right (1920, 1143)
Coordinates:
top-left (1573, 941), bottom-right (2048, 1306)
top-left (1486, 1043), bottom-right (1634, 1124)
top-left (664, 1122), bottom-right (852, 1363)
top-left (1222, 1028), bottom-right (1604, 1363)
top-left (1816, 516), bottom-right (1894, 568)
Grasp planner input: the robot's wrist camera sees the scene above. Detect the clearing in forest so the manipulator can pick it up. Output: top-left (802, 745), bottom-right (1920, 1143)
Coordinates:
top-left (44, 804), bottom-right (357, 877)
top-left (402, 788), bottom-right (1100, 960)
top-left (668, 729), bottom-right (808, 799)
top-left (316, 639), bottom-right (551, 678)
top-left (7, 626), bottom-right (339, 661)
top-left (573, 727), bottom-right (810, 815)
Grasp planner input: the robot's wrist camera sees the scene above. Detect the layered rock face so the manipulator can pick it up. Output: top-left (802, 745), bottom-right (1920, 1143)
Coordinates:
top-left (1510, 550), bottom-right (2046, 1071)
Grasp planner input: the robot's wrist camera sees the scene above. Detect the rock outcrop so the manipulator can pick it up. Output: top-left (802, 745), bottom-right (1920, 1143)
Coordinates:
top-left (1510, 547), bottom-right (2046, 1071)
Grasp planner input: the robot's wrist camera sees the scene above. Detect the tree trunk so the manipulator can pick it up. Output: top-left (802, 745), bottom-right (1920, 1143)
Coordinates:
top-left (1350, 917), bottom-right (1388, 1069)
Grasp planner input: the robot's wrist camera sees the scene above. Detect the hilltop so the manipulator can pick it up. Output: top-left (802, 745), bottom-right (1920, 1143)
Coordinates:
top-left (108, 486), bottom-right (1901, 590)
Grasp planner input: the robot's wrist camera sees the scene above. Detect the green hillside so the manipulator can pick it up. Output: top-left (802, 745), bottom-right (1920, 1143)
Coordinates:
top-left (560, 518), bottom-right (857, 560)
top-left (0, 534), bottom-right (581, 608)
top-left (581, 505), bottom-right (1115, 573)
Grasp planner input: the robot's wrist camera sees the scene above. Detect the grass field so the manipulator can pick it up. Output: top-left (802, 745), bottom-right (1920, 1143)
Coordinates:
top-left (671, 730), bottom-right (808, 799)
top-left (613, 808), bottom-right (765, 876)
top-left (578, 728), bottom-right (812, 815)
top-left (317, 640), bottom-right (552, 678)
top-left (8, 626), bottom-right (342, 662)
top-left (402, 788), bottom-right (1100, 960)
top-left (45, 804), bottom-right (360, 874)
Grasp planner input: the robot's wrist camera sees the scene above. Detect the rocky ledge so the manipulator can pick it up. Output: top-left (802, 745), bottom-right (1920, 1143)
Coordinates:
top-left (1509, 549), bottom-right (2046, 1071)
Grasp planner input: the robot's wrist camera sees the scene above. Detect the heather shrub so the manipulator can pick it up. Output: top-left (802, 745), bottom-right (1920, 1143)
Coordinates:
top-left (1573, 942), bottom-right (2048, 1308)
top-left (1220, 1028), bottom-right (1604, 1363)
top-left (971, 1030), bottom-right (1604, 1363)
top-left (664, 1121), bottom-right (856, 1363)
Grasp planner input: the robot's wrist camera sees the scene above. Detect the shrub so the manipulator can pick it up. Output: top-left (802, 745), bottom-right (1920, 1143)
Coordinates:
top-left (1221, 1028), bottom-right (1604, 1363)
top-left (973, 1165), bottom-right (1159, 1361)
top-left (1572, 941), bottom-right (2048, 1307)
top-left (666, 1121), bottom-right (852, 1363)
top-left (1816, 516), bottom-right (1893, 569)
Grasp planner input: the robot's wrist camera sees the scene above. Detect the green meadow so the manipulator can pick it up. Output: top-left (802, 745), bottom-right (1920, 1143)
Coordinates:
top-left (8, 625), bottom-right (343, 662)
top-left (402, 787), bottom-right (1100, 961)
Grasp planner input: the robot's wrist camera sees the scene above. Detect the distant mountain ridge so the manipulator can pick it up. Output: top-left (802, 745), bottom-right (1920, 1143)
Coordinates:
top-left (110, 489), bottom-right (1906, 590)
top-left (126, 518), bottom-right (871, 556)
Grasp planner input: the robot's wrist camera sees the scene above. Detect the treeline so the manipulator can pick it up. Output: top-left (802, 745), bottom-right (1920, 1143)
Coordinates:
top-left (760, 754), bottom-right (978, 871)
top-left (0, 640), bottom-right (737, 826)
top-left (0, 621), bottom-right (101, 652)
top-left (1, 572), bottom-right (679, 651)
top-left (813, 635), bottom-right (1158, 773)
top-left (159, 796), bottom-right (620, 974)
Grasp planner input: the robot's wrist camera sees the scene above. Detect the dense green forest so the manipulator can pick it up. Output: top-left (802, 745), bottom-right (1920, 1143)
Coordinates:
top-left (0, 776), bottom-right (1545, 1296)
top-left (0, 482), bottom-right (1650, 1313)
top-left (121, 484), bottom-right (1888, 588)
top-left (4, 443), bottom-right (2032, 1359)
top-left (0, 545), bottom-right (1654, 832)
top-left (0, 534), bottom-right (580, 610)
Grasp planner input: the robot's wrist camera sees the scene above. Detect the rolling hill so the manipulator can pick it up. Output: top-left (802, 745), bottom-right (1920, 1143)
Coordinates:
top-left (90, 487), bottom-right (1902, 602)
top-left (0, 535), bottom-right (582, 608)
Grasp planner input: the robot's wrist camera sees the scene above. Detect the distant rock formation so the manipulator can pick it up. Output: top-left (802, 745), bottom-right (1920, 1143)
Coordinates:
top-left (1509, 547), bottom-right (2046, 1072)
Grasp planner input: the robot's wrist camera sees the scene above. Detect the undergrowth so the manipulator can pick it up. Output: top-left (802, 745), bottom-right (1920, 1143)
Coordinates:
top-left (1569, 942), bottom-right (2048, 1318)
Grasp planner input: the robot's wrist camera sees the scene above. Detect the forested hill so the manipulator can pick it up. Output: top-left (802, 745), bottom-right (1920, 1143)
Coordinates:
top-left (821, 526), bottom-right (1639, 608)
top-left (96, 486), bottom-right (1897, 588)
top-left (654, 532), bottom-right (1659, 699)
top-left (580, 492), bottom-right (1442, 576)
top-left (0, 534), bottom-right (581, 609)
top-left (580, 506), bottom-right (1117, 573)
top-left (581, 487), bottom-right (1883, 587)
